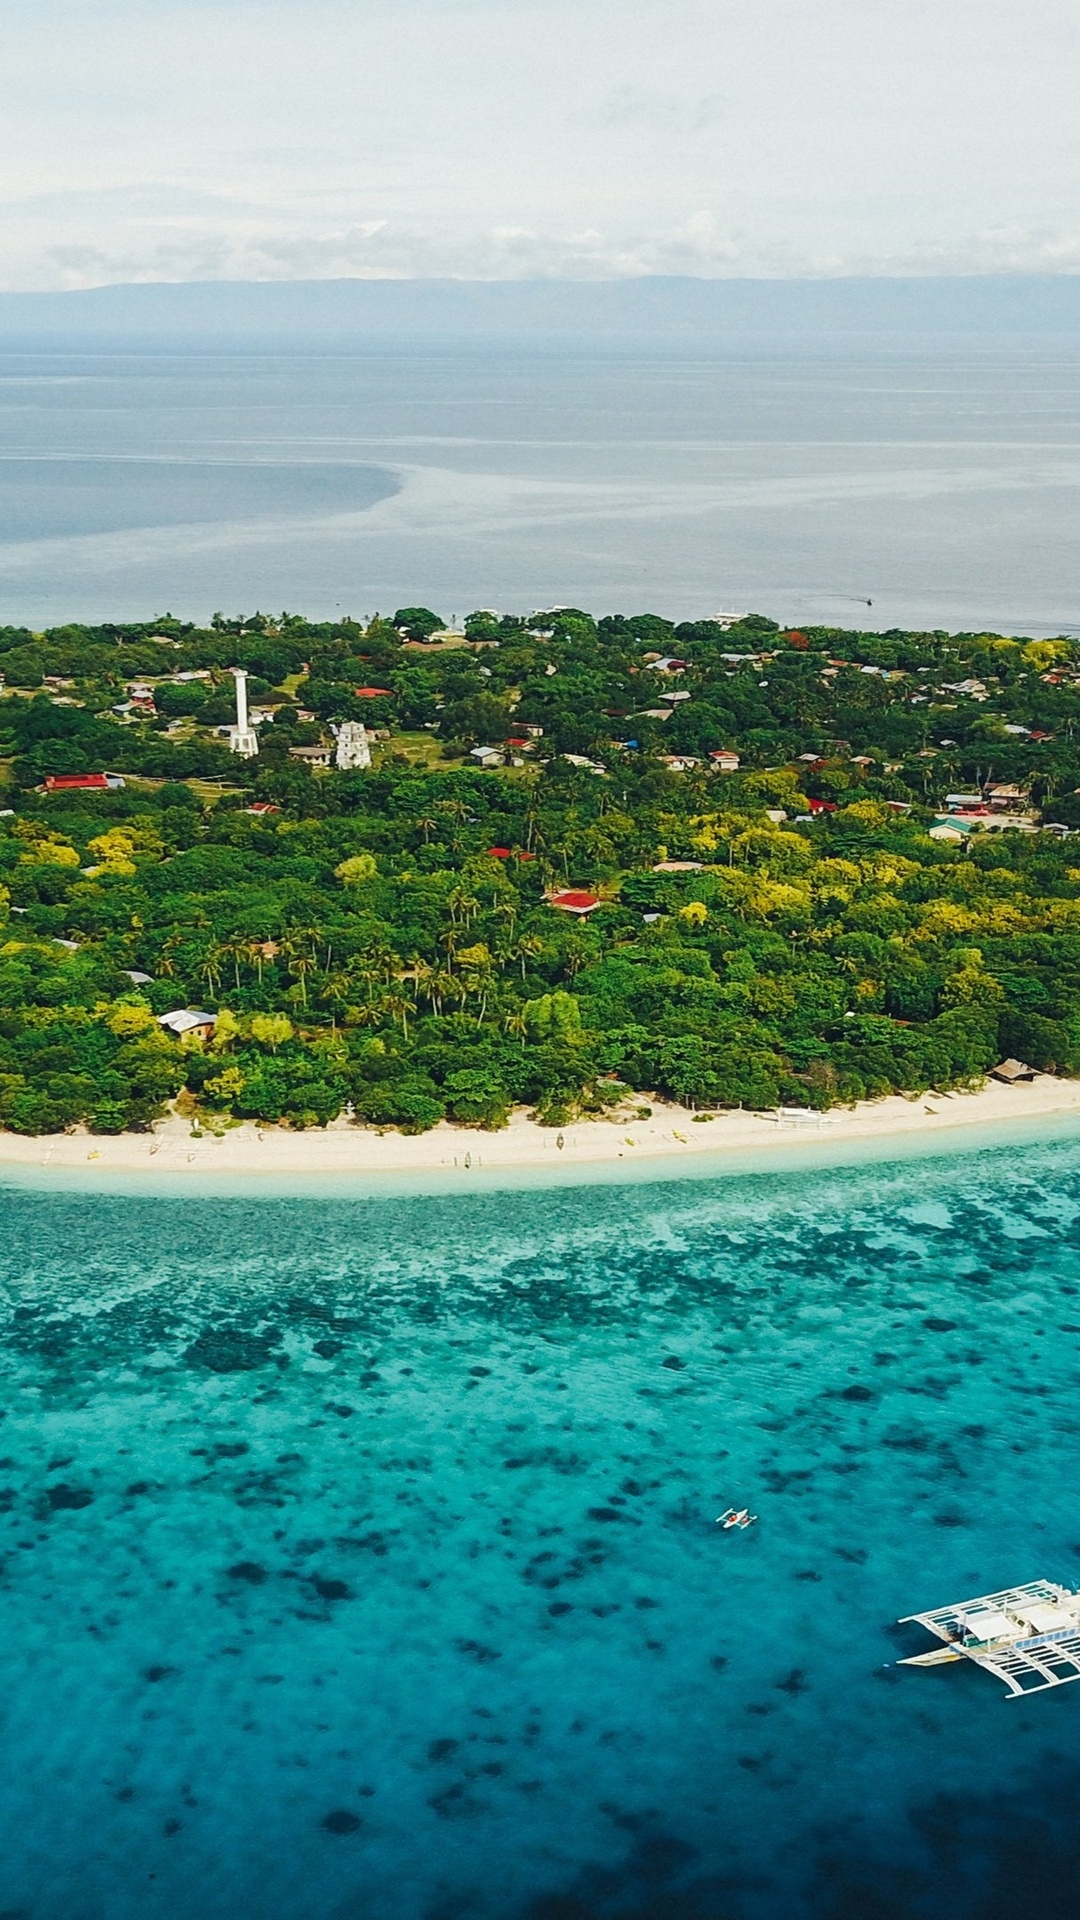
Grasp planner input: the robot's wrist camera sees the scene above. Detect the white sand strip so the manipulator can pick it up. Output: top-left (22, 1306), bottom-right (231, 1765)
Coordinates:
top-left (3, 1076), bottom-right (1080, 1184)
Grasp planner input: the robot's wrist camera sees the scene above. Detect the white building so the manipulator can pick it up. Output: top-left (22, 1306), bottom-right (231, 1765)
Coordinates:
top-left (334, 720), bottom-right (372, 771)
top-left (227, 669), bottom-right (259, 758)
top-left (158, 1009), bottom-right (216, 1038)
top-left (289, 743), bottom-right (333, 768)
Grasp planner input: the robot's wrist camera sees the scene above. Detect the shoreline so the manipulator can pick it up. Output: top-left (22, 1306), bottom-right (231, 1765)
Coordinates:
top-left (2, 1077), bottom-right (1080, 1191)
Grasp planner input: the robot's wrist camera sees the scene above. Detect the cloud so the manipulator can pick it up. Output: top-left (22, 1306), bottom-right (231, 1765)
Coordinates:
top-left (0, 0), bottom-right (1078, 287)
top-left (581, 86), bottom-right (727, 134)
top-left (19, 212), bottom-right (1080, 291)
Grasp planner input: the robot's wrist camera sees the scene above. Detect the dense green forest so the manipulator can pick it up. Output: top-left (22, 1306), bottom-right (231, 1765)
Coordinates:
top-left (2, 602), bottom-right (1080, 1136)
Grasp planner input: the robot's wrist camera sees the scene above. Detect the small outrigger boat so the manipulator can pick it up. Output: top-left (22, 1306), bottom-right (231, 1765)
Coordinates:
top-left (899, 1580), bottom-right (1080, 1697)
top-left (717, 1507), bottom-right (757, 1530)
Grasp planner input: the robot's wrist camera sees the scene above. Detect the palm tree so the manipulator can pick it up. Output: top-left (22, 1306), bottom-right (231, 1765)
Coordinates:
top-left (492, 896), bottom-right (518, 939)
top-left (158, 932), bottom-right (182, 979)
top-left (512, 933), bottom-right (544, 981)
top-left (379, 990), bottom-right (412, 1040)
top-left (346, 953), bottom-right (383, 1004)
top-left (422, 968), bottom-right (460, 1017)
top-left (448, 887), bottom-right (480, 927)
top-left (460, 958), bottom-right (493, 1024)
top-left (244, 936), bottom-right (270, 985)
top-left (562, 932), bottom-right (590, 982)
top-left (401, 956), bottom-right (433, 1004)
top-left (220, 935), bottom-right (247, 991)
top-left (197, 943), bottom-right (225, 1000)
top-left (281, 938), bottom-right (316, 1009)
top-left (319, 970), bottom-right (353, 1028)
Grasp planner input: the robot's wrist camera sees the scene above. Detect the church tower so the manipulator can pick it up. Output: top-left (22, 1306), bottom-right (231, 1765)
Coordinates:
top-left (335, 720), bottom-right (372, 771)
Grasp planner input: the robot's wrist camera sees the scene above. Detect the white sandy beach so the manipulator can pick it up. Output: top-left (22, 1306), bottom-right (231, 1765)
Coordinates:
top-left (2, 1076), bottom-right (1080, 1183)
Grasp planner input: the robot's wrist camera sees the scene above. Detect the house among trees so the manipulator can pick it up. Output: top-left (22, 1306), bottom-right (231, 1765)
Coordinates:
top-left (929, 819), bottom-right (974, 843)
top-left (942, 678), bottom-right (989, 700)
top-left (547, 890), bottom-right (603, 915)
top-left (986, 783), bottom-right (1029, 811)
top-left (157, 1010), bottom-right (216, 1040)
top-left (44, 773), bottom-right (125, 792)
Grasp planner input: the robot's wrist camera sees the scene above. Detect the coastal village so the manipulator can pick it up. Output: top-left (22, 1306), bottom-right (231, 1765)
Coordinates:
top-left (1, 605), bottom-right (1080, 1137)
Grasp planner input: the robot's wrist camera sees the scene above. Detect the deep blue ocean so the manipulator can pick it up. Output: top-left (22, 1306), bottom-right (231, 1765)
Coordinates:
top-left (3, 1134), bottom-right (1080, 1918)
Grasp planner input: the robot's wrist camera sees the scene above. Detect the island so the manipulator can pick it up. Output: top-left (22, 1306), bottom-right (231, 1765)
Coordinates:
top-left (1, 602), bottom-right (1079, 1140)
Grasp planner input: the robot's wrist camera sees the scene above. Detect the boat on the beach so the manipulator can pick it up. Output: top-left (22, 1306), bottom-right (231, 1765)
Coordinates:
top-left (717, 1507), bottom-right (757, 1530)
top-left (898, 1580), bottom-right (1080, 1696)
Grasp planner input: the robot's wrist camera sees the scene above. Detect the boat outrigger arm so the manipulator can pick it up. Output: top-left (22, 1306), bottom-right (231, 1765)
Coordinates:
top-left (899, 1580), bottom-right (1080, 1697)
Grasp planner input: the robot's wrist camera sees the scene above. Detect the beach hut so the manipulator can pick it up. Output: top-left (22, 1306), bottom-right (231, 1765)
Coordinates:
top-left (991, 1058), bottom-right (1037, 1084)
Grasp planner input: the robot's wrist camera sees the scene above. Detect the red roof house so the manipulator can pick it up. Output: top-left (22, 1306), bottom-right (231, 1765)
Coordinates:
top-left (45, 773), bottom-right (109, 792)
top-left (355, 687), bottom-right (393, 698)
top-left (548, 889), bottom-right (603, 915)
top-left (486, 847), bottom-right (512, 859)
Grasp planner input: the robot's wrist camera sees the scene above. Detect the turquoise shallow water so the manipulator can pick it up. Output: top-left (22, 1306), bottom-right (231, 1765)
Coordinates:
top-left (3, 1138), bottom-right (1080, 1918)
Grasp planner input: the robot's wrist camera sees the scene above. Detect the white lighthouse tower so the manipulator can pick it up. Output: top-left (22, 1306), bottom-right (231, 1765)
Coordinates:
top-left (228, 668), bottom-right (259, 758)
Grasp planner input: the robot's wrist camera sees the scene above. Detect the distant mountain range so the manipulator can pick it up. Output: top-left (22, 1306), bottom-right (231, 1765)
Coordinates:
top-left (0, 275), bottom-right (1078, 342)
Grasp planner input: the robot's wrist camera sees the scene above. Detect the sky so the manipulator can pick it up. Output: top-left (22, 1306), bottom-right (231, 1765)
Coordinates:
top-left (2, 0), bottom-right (1079, 289)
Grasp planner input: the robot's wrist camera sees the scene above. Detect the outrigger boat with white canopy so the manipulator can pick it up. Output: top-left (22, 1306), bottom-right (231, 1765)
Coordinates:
top-left (899, 1580), bottom-right (1080, 1697)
